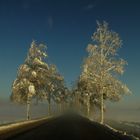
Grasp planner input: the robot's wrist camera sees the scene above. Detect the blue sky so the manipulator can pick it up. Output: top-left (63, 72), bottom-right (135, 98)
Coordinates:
top-left (0, 0), bottom-right (140, 120)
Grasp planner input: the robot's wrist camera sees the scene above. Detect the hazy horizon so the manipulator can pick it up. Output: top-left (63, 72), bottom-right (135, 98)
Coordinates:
top-left (0, 97), bottom-right (140, 123)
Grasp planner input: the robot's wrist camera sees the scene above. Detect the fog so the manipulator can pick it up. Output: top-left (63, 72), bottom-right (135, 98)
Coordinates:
top-left (0, 98), bottom-right (140, 124)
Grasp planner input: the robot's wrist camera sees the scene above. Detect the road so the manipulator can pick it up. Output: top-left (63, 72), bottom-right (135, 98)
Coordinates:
top-left (0, 114), bottom-right (137, 140)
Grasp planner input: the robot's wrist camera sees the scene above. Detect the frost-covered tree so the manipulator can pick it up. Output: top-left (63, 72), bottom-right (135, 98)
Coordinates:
top-left (74, 64), bottom-right (101, 117)
top-left (46, 65), bottom-right (66, 115)
top-left (79, 21), bottom-right (131, 123)
top-left (53, 87), bottom-right (69, 113)
top-left (48, 68), bottom-right (70, 113)
top-left (11, 41), bottom-right (52, 120)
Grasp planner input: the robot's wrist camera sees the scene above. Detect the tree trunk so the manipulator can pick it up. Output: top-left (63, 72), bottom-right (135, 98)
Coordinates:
top-left (87, 96), bottom-right (90, 118)
top-left (59, 103), bottom-right (62, 113)
top-left (91, 103), bottom-right (94, 121)
top-left (100, 93), bottom-right (104, 124)
top-left (62, 102), bottom-right (65, 112)
top-left (26, 99), bottom-right (31, 120)
top-left (48, 99), bottom-right (51, 116)
top-left (75, 93), bottom-right (80, 110)
top-left (77, 94), bottom-right (79, 109)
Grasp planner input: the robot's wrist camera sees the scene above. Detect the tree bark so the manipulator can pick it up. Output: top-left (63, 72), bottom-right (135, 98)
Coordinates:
top-left (87, 96), bottom-right (90, 118)
top-left (59, 103), bottom-right (62, 113)
top-left (48, 99), bottom-right (51, 116)
top-left (26, 99), bottom-right (31, 120)
top-left (100, 92), bottom-right (104, 124)
top-left (91, 104), bottom-right (94, 121)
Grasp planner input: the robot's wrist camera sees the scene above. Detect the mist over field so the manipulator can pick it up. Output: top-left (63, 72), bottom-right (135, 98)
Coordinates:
top-left (0, 98), bottom-right (140, 123)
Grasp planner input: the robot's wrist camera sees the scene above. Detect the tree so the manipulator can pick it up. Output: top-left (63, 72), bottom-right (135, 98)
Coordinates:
top-left (49, 68), bottom-right (70, 113)
top-left (46, 65), bottom-right (65, 115)
top-left (11, 41), bottom-right (51, 120)
top-left (75, 66), bottom-right (100, 117)
top-left (79, 21), bottom-right (131, 123)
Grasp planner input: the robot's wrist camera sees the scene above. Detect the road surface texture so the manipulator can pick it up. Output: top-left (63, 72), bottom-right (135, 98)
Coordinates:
top-left (0, 114), bottom-right (138, 140)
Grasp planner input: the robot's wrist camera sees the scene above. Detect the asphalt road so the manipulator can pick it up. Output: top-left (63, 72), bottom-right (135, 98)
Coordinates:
top-left (1, 114), bottom-right (137, 140)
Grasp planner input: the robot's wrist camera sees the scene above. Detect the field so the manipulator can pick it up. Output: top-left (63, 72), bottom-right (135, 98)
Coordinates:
top-left (106, 120), bottom-right (140, 138)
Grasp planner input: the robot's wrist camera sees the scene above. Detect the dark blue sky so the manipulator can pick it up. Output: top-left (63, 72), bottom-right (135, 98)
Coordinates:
top-left (0, 0), bottom-right (140, 104)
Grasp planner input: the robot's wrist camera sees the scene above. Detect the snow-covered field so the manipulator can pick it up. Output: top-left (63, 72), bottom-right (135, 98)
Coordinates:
top-left (106, 120), bottom-right (140, 139)
top-left (120, 121), bottom-right (140, 129)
